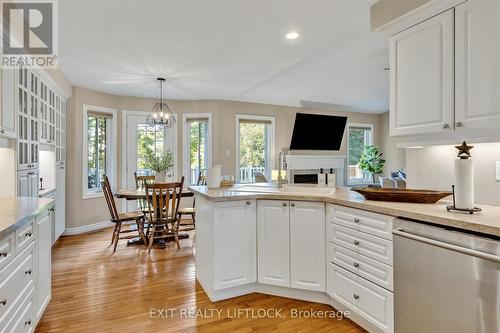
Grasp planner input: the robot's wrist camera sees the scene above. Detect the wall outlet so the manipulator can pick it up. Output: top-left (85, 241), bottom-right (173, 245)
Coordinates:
top-left (497, 162), bottom-right (500, 182)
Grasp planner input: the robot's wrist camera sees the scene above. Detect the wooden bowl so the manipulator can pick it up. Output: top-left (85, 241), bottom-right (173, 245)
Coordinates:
top-left (351, 188), bottom-right (452, 204)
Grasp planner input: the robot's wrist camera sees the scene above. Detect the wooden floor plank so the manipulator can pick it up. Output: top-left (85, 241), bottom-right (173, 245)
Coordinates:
top-left (36, 226), bottom-right (366, 333)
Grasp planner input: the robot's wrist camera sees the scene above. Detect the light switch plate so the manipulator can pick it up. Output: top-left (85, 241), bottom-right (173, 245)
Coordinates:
top-left (497, 162), bottom-right (500, 181)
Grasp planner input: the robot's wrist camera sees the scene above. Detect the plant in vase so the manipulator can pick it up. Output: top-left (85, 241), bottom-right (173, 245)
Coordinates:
top-left (358, 145), bottom-right (385, 185)
top-left (145, 151), bottom-right (174, 182)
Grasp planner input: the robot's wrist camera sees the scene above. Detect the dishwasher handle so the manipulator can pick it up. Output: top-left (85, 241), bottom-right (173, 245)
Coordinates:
top-left (393, 229), bottom-right (500, 264)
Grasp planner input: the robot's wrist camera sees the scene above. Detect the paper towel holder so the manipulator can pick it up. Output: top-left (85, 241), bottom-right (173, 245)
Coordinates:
top-left (446, 185), bottom-right (481, 214)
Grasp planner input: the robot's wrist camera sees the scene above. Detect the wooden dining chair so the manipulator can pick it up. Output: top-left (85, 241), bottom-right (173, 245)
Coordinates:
top-left (101, 176), bottom-right (148, 253)
top-left (177, 173), bottom-right (206, 232)
top-left (145, 177), bottom-right (185, 253)
top-left (134, 172), bottom-right (155, 214)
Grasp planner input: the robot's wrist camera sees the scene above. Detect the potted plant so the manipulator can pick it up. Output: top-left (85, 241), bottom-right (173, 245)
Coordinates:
top-left (145, 151), bottom-right (174, 182)
top-left (358, 145), bottom-right (385, 185)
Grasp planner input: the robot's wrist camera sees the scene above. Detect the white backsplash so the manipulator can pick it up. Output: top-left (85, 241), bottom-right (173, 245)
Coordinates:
top-left (406, 142), bottom-right (500, 207)
top-left (0, 147), bottom-right (15, 197)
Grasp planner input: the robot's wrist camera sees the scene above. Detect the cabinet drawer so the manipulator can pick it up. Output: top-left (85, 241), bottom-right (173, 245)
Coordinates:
top-left (15, 221), bottom-right (35, 252)
top-left (0, 232), bottom-right (15, 271)
top-left (327, 205), bottom-right (393, 240)
top-left (328, 243), bottom-right (393, 291)
top-left (2, 288), bottom-right (35, 333)
top-left (328, 263), bottom-right (393, 333)
top-left (0, 242), bottom-right (35, 327)
top-left (327, 223), bottom-right (393, 265)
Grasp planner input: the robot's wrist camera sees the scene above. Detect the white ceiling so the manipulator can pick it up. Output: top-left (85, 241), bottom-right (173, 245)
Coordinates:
top-left (59, 0), bottom-right (389, 113)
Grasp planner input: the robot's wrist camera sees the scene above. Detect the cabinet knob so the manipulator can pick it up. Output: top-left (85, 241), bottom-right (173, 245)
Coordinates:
top-left (353, 262), bottom-right (360, 268)
top-left (442, 123), bottom-right (450, 129)
top-left (25, 320), bottom-right (32, 326)
top-left (0, 299), bottom-right (6, 306)
top-left (282, 202), bottom-right (287, 207)
top-left (353, 240), bottom-right (360, 246)
top-left (246, 201), bottom-right (251, 205)
top-left (353, 294), bottom-right (360, 300)
top-left (49, 208), bottom-right (55, 212)
top-left (25, 269), bottom-right (32, 275)
top-left (290, 202), bottom-right (296, 207)
top-left (456, 121), bottom-right (464, 128)
top-left (25, 232), bottom-right (32, 237)
top-left (353, 218), bottom-right (360, 223)
top-left (0, 251), bottom-right (7, 257)
top-left (0, 129), bottom-right (4, 134)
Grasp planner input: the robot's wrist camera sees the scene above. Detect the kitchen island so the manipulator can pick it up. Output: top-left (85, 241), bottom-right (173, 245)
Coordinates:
top-left (188, 184), bottom-right (500, 333)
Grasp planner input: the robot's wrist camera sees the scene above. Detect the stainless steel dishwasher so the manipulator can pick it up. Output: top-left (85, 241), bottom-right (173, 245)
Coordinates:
top-left (393, 218), bottom-right (500, 333)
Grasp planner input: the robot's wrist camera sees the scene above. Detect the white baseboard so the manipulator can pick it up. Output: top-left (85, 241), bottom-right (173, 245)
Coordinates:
top-left (62, 220), bottom-right (113, 236)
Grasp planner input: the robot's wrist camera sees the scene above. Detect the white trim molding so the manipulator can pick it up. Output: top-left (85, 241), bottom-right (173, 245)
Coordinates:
top-left (62, 220), bottom-right (114, 236)
top-left (82, 104), bottom-right (118, 199)
top-left (182, 113), bottom-right (213, 185)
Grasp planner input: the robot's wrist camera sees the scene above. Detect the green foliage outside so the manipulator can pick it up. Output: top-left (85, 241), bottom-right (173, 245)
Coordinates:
top-left (137, 125), bottom-right (165, 172)
top-left (189, 120), bottom-right (207, 172)
top-left (348, 128), bottom-right (366, 166)
top-left (87, 115), bottom-right (107, 189)
top-left (239, 123), bottom-right (266, 168)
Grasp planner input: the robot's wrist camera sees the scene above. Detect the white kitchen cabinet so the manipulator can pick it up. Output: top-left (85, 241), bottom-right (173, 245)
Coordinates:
top-left (54, 165), bottom-right (65, 242)
top-left (290, 201), bottom-right (325, 292)
top-left (257, 200), bottom-right (290, 287)
top-left (0, 68), bottom-right (17, 138)
top-left (17, 170), bottom-right (39, 198)
top-left (390, 9), bottom-right (455, 136)
top-left (35, 212), bottom-right (51, 321)
top-left (455, 0), bottom-right (500, 129)
top-left (213, 200), bottom-right (257, 290)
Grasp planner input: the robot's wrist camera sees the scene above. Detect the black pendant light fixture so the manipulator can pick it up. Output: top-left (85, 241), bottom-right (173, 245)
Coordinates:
top-left (146, 77), bottom-right (176, 128)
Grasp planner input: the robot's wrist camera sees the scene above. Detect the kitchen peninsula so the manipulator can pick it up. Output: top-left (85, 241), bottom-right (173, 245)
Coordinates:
top-left (188, 184), bottom-right (500, 333)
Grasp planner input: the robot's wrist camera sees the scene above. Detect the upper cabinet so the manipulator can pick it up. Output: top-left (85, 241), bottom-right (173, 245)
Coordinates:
top-left (0, 69), bottom-right (17, 138)
top-left (390, 9), bottom-right (455, 136)
top-left (389, 0), bottom-right (500, 139)
top-left (455, 0), bottom-right (500, 129)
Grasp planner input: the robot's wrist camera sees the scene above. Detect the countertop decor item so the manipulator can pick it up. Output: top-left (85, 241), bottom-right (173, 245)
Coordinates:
top-left (146, 77), bottom-right (176, 129)
top-left (446, 185), bottom-right (481, 214)
top-left (451, 141), bottom-right (475, 210)
top-left (144, 151), bottom-right (174, 183)
top-left (351, 187), bottom-right (452, 203)
top-left (358, 145), bottom-right (385, 184)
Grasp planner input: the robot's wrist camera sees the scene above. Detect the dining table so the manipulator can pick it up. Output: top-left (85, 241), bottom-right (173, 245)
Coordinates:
top-left (114, 188), bottom-right (195, 246)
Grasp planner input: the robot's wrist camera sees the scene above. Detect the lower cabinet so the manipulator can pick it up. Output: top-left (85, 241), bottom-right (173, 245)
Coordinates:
top-left (257, 200), bottom-right (326, 292)
top-left (213, 200), bottom-right (257, 290)
top-left (0, 209), bottom-right (52, 333)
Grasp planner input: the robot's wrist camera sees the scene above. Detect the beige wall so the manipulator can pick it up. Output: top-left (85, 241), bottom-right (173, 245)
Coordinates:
top-left (406, 143), bottom-right (500, 206)
top-left (379, 112), bottom-right (406, 176)
top-left (370, 0), bottom-right (431, 30)
top-left (67, 86), bottom-right (383, 228)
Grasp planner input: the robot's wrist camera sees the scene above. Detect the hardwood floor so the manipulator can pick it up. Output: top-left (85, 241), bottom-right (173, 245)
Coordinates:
top-left (36, 225), bottom-right (365, 333)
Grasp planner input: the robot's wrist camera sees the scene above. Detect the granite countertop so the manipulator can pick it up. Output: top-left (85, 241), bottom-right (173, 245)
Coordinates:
top-left (0, 197), bottom-right (55, 237)
top-left (188, 185), bottom-right (500, 237)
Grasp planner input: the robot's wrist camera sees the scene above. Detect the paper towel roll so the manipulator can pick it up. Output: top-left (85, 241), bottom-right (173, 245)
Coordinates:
top-left (454, 159), bottom-right (474, 209)
top-left (207, 165), bottom-right (222, 189)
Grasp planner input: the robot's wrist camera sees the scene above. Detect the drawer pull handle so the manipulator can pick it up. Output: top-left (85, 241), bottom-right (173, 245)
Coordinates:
top-left (353, 218), bottom-right (360, 223)
top-left (282, 202), bottom-right (287, 207)
top-left (353, 294), bottom-right (360, 300)
top-left (25, 269), bottom-right (32, 275)
top-left (353, 240), bottom-right (360, 246)
top-left (0, 299), bottom-right (6, 306)
top-left (25, 319), bottom-right (32, 326)
top-left (353, 262), bottom-right (360, 268)
top-left (25, 232), bottom-right (32, 237)
top-left (0, 251), bottom-right (7, 257)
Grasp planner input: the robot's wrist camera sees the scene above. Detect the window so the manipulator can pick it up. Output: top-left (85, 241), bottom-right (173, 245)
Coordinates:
top-left (236, 115), bottom-right (275, 183)
top-left (83, 105), bottom-right (117, 198)
top-left (183, 114), bottom-right (212, 185)
top-left (347, 123), bottom-right (373, 184)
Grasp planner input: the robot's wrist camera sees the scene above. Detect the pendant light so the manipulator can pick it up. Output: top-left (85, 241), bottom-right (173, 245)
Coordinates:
top-left (146, 77), bottom-right (176, 128)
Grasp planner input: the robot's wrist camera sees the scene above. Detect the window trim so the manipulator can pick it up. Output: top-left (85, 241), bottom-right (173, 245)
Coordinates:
top-left (235, 114), bottom-right (275, 183)
top-left (346, 122), bottom-right (374, 186)
top-left (182, 113), bottom-right (213, 186)
top-left (82, 104), bottom-right (117, 199)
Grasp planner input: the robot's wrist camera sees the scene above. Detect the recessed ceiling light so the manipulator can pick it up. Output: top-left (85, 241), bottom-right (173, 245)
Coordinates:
top-left (286, 32), bottom-right (299, 40)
